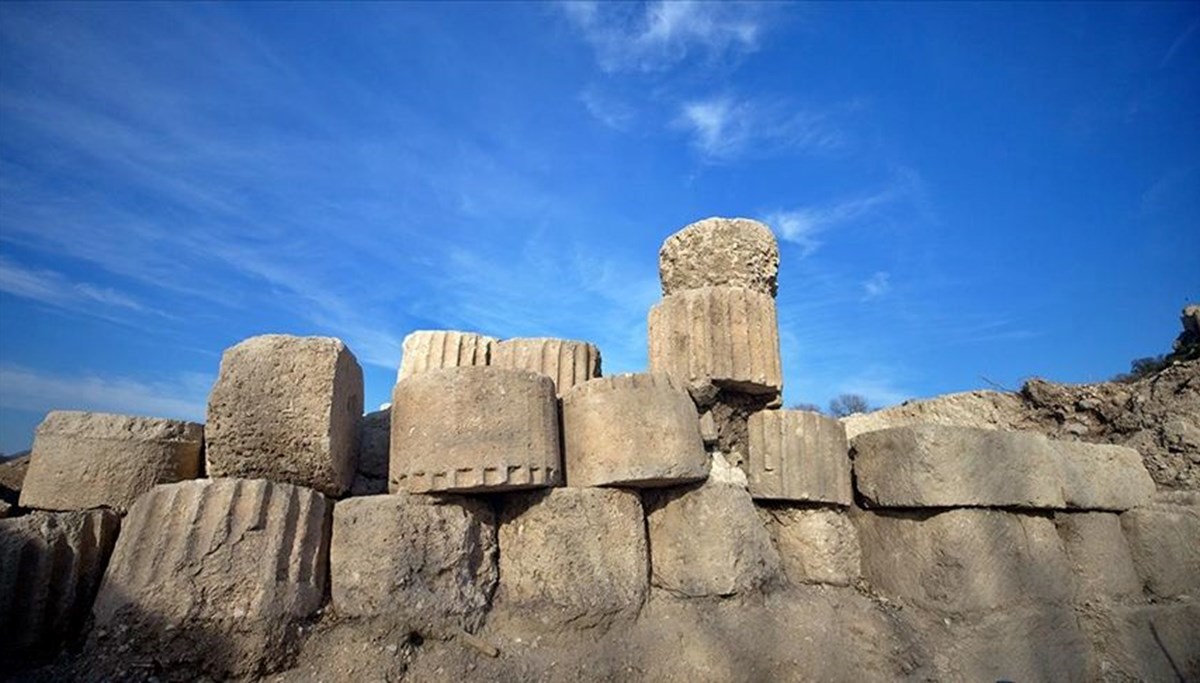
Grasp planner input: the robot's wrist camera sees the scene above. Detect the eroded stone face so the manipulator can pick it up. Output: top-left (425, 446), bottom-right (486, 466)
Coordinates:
top-left (746, 410), bottom-right (851, 505)
top-left (19, 411), bottom-right (203, 513)
top-left (490, 337), bottom-right (601, 396)
top-left (758, 506), bottom-right (860, 586)
top-left (1053, 512), bottom-right (1141, 602)
top-left (397, 330), bottom-right (495, 381)
top-left (1056, 441), bottom-right (1155, 511)
top-left (1120, 499), bottom-right (1200, 599)
top-left (205, 334), bottom-right (363, 497)
top-left (562, 373), bottom-right (708, 488)
top-left (658, 217), bottom-right (780, 298)
top-left (351, 409), bottom-right (390, 496)
top-left (390, 367), bottom-right (562, 493)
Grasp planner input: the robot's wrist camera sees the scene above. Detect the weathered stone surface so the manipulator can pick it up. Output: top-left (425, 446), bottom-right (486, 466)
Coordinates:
top-left (648, 287), bottom-right (782, 396)
top-left (925, 607), bottom-right (1095, 683)
top-left (0, 509), bottom-right (120, 664)
top-left (0, 499), bottom-right (9, 517)
top-left (658, 217), bottom-right (780, 298)
top-left (1056, 441), bottom-right (1155, 511)
top-left (841, 390), bottom-right (1028, 440)
top-left (758, 506), bottom-right (860, 586)
top-left (397, 330), bottom-right (495, 381)
top-left (746, 410), bottom-right (851, 505)
top-left (0, 452), bottom-right (29, 502)
top-left (496, 488), bottom-right (647, 627)
top-left (1053, 512), bottom-right (1141, 601)
top-left (491, 337), bottom-right (601, 395)
top-left (206, 334), bottom-right (363, 497)
top-left (562, 373), bottom-right (708, 488)
top-left (1120, 499), bottom-right (1200, 599)
top-left (646, 481), bottom-right (782, 597)
top-left (854, 508), bottom-right (1074, 615)
top-left (390, 367), bottom-right (562, 493)
top-left (93, 478), bottom-right (330, 677)
top-left (351, 409), bottom-right (389, 496)
top-left (19, 411), bottom-right (203, 513)
top-left (1078, 601), bottom-right (1200, 682)
top-left (331, 493), bottom-right (497, 632)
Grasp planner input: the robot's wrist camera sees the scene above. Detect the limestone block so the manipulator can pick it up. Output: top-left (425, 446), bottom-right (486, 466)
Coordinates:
top-left (853, 508), bottom-right (1074, 615)
top-left (758, 506), bottom-right (860, 586)
top-left (648, 287), bottom-right (783, 396)
top-left (490, 337), bottom-right (601, 395)
top-left (1078, 602), bottom-right (1200, 682)
top-left (1120, 500), bottom-right (1200, 599)
top-left (1053, 512), bottom-right (1141, 601)
top-left (496, 488), bottom-right (647, 627)
top-left (19, 411), bottom-right (203, 513)
top-left (397, 330), bottom-right (495, 381)
top-left (1056, 441), bottom-right (1154, 511)
top-left (93, 478), bottom-right (330, 677)
top-left (646, 481), bottom-right (782, 597)
top-left (930, 607), bottom-right (1095, 683)
top-left (746, 410), bottom-right (852, 505)
top-left (658, 217), bottom-right (780, 298)
top-left (351, 409), bottom-right (390, 496)
top-left (390, 367), bottom-right (561, 493)
top-left (0, 452), bottom-right (31, 497)
top-left (205, 334), bottom-right (363, 497)
top-left (0, 509), bottom-right (120, 663)
top-left (331, 493), bottom-right (497, 632)
top-left (562, 373), bottom-right (708, 488)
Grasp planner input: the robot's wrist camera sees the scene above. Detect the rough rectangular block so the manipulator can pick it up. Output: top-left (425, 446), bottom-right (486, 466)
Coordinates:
top-left (19, 411), bottom-right (203, 513)
top-left (0, 509), bottom-right (120, 664)
top-left (93, 478), bottom-right (331, 677)
top-left (929, 607), bottom-right (1094, 683)
top-left (562, 373), bottom-right (708, 488)
top-left (1053, 512), bottom-right (1142, 601)
top-left (390, 367), bottom-right (562, 493)
top-left (853, 508), bottom-right (1074, 615)
top-left (1078, 602), bottom-right (1200, 682)
top-left (758, 506), bottom-right (860, 586)
top-left (1120, 500), bottom-right (1200, 599)
top-left (496, 488), bottom-right (647, 628)
top-left (658, 217), bottom-right (780, 298)
top-left (397, 330), bottom-right (495, 381)
top-left (1056, 441), bottom-right (1154, 511)
top-left (331, 493), bottom-right (497, 632)
top-left (351, 409), bottom-right (390, 496)
top-left (206, 334), bottom-right (363, 497)
top-left (746, 410), bottom-right (852, 505)
top-left (490, 337), bottom-right (601, 395)
top-left (648, 286), bottom-right (782, 395)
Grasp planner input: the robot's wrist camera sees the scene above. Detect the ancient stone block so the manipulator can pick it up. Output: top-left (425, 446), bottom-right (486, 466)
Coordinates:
top-left (351, 409), bottom-right (390, 496)
top-left (1053, 512), bottom-right (1141, 601)
top-left (1078, 602), bottom-right (1200, 682)
top-left (496, 488), bottom-right (647, 627)
top-left (93, 478), bottom-right (330, 677)
top-left (746, 410), bottom-right (852, 505)
top-left (0, 509), bottom-right (120, 664)
top-left (648, 287), bottom-right (783, 396)
top-left (658, 217), bottom-right (780, 298)
top-left (331, 493), bottom-right (497, 632)
top-left (205, 334), bottom-right (363, 497)
top-left (646, 481), bottom-right (782, 597)
top-left (397, 330), bottom-right (495, 381)
top-left (561, 373), bottom-right (708, 488)
top-left (390, 367), bottom-right (561, 493)
top-left (1120, 500), bottom-right (1200, 599)
top-left (758, 506), bottom-right (860, 586)
top-left (490, 337), bottom-right (601, 395)
top-left (853, 508), bottom-right (1074, 615)
top-left (1056, 441), bottom-right (1154, 511)
top-left (0, 452), bottom-right (29, 500)
top-left (19, 411), bottom-right (203, 513)
top-left (930, 607), bottom-right (1095, 683)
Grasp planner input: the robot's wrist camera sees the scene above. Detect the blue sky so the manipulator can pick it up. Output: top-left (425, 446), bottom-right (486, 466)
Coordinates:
top-left (1, 2), bottom-right (1197, 454)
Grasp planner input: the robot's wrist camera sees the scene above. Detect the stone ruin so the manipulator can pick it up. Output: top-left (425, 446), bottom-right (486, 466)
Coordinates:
top-left (1, 216), bottom-right (1197, 682)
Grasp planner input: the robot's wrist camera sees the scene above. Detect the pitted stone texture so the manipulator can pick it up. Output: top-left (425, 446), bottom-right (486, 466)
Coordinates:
top-left (1053, 512), bottom-right (1141, 602)
top-left (491, 337), bottom-right (601, 396)
top-left (0, 509), bottom-right (120, 664)
top-left (397, 330), bottom-right (495, 381)
top-left (646, 481), bottom-right (782, 597)
top-left (19, 411), bottom-right (203, 513)
top-left (658, 217), bottom-right (780, 298)
top-left (93, 478), bottom-right (331, 677)
top-left (331, 493), bottom-right (497, 633)
top-left (562, 373), bottom-right (708, 488)
top-left (351, 409), bottom-right (390, 496)
top-left (758, 506), bottom-right (860, 586)
top-left (390, 367), bottom-right (562, 493)
top-left (1056, 441), bottom-right (1155, 511)
top-left (206, 334), bottom-right (363, 497)
top-left (1078, 602), bottom-right (1200, 682)
top-left (746, 410), bottom-right (852, 505)
top-left (853, 508), bottom-right (1074, 615)
top-left (648, 287), bottom-right (782, 396)
top-left (1120, 500), bottom-right (1200, 599)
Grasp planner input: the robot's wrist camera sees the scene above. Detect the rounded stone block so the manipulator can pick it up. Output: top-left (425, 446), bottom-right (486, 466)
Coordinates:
top-left (19, 411), bottom-right (203, 513)
top-left (746, 410), bottom-right (852, 505)
top-left (562, 373), bottom-right (708, 488)
top-left (206, 334), bottom-right (363, 497)
top-left (490, 337), bottom-right (601, 396)
top-left (397, 330), bottom-right (495, 381)
top-left (659, 217), bottom-right (780, 298)
top-left (390, 367), bottom-right (562, 493)
top-left (758, 506), bottom-right (861, 586)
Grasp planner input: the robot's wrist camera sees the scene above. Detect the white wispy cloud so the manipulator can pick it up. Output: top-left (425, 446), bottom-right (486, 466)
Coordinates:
top-left (861, 271), bottom-right (891, 301)
top-left (676, 95), bottom-right (841, 162)
top-left (579, 87), bottom-right (636, 131)
top-left (0, 253), bottom-right (154, 319)
top-left (0, 364), bottom-right (211, 423)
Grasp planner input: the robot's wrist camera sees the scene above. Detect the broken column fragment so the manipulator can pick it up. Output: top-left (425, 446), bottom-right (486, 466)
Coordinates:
top-left (205, 334), bottom-right (363, 497)
top-left (490, 337), bottom-right (601, 395)
top-left (561, 373), bottom-right (708, 487)
top-left (397, 330), bottom-right (495, 381)
top-left (390, 366), bottom-right (562, 493)
top-left (745, 410), bottom-right (851, 505)
top-left (658, 217), bottom-right (780, 298)
top-left (19, 411), bottom-right (203, 513)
